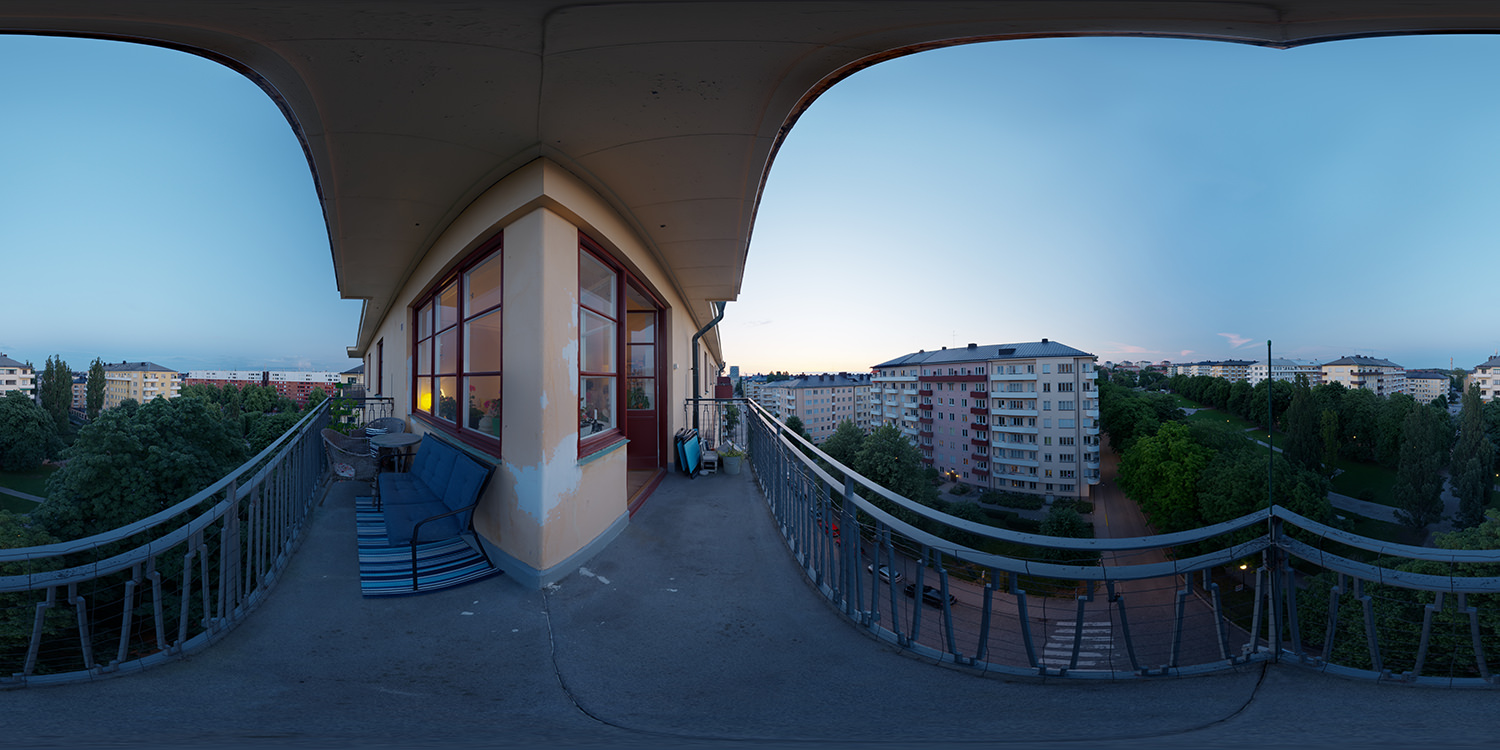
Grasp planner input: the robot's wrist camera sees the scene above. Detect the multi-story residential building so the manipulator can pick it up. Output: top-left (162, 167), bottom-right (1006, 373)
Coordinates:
top-left (1210, 360), bottom-right (1254, 382)
top-left (758, 372), bottom-right (870, 442)
top-left (873, 340), bottom-right (1099, 499)
top-left (1404, 369), bottom-right (1450, 404)
top-left (0, 353), bottom-right (35, 398)
top-left (185, 370), bottom-right (354, 406)
top-left (1466, 356), bottom-right (1500, 401)
top-left (102, 361), bottom-right (182, 409)
top-left (71, 372), bottom-right (88, 410)
top-left (1321, 356), bottom-right (1405, 397)
top-left (1247, 358), bottom-right (1323, 386)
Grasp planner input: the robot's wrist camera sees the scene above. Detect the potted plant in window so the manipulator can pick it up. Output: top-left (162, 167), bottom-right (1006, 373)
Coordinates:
top-left (720, 444), bottom-right (744, 475)
top-left (479, 398), bottom-right (500, 436)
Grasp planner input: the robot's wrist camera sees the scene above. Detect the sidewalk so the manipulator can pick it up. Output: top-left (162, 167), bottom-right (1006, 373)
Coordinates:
top-left (3, 470), bottom-right (1493, 748)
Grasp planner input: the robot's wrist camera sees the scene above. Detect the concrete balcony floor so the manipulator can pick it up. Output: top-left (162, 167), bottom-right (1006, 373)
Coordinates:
top-left (4, 471), bottom-right (1491, 749)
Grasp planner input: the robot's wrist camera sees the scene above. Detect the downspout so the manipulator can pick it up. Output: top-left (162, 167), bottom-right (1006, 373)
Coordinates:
top-left (691, 301), bottom-right (727, 433)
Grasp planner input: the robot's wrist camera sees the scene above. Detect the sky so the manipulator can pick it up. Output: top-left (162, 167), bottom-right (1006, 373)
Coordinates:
top-left (3, 34), bottom-right (1499, 378)
top-left (724, 35), bottom-right (1500, 375)
top-left (0, 35), bottom-right (362, 374)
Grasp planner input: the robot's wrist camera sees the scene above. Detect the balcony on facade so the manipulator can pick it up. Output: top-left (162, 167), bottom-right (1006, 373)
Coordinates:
top-left (969, 406), bottom-right (987, 415)
top-left (918, 424), bottom-right (933, 436)
top-left (971, 436), bottom-right (988, 447)
top-left (969, 389), bottom-right (988, 399)
top-left (918, 386), bottom-right (933, 397)
top-left (970, 420), bottom-right (987, 432)
top-left (991, 372), bottom-right (1038, 382)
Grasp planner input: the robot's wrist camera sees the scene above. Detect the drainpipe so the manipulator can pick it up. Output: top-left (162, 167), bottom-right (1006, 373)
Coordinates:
top-left (691, 301), bottom-right (727, 433)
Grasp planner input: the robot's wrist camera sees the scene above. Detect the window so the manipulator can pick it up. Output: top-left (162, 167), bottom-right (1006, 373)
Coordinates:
top-left (579, 246), bottom-right (619, 440)
top-left (1059, 364), bottom-right (1073, 374)
top-left (412, 235), bottom-right (503, 442)
top-left (1060, 400), bottom-right (1074, 410)
top-left (1058, 382), bottom-right (1074, 392)
top-left (374, 339), bottom-right (384, 396)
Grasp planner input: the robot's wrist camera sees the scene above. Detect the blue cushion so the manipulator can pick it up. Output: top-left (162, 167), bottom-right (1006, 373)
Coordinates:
top-left (418, 439), bottom-right (458, 491)
top-left (442, 457), bottom-right (487, 514)
top-left (383, 501), bottom-right (464, 546)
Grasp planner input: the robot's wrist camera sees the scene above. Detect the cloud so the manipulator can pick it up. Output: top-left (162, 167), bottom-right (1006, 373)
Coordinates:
top-left (1104, 342), bottom-right (1153, 355)
top-left (1179, 350), bottom-right (1195, 358)
top-left (1217, 333), bottom-right (1253, 349)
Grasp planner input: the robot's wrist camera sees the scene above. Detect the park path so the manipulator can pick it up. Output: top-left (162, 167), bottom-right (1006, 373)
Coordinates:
top-left (0, 485), bottom-right (44, 503)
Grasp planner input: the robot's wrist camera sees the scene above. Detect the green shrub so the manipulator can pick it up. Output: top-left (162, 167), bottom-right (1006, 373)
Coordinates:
top-left (979, 490), bottom-right (1044, 510)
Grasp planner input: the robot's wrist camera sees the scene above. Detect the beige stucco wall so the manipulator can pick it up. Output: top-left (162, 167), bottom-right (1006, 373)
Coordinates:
top-left (352, 157), bottom-right (723, 585)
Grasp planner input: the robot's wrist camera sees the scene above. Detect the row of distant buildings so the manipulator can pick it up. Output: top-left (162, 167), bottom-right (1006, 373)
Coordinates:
top-left (0, 353), bottom-right (366, 412)
top-left (1106, 355), bottom-right (1500, 404)
top-left (743, 339), bottom-right (1101, 500)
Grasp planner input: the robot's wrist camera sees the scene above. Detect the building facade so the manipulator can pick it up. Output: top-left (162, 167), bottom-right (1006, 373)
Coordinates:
top-left (102, 361), bottom-right (182, 409)
top-left (1403, 369), bottom-right (1450, 404)
top-left (0, 353), bottom-right (35, 398)
top-left (873, 340), bottom-right (1099, 499)
top-left (1321, 356), bottom-right (1405, 397)
top-left (1247, 358), bottom-right (1323, 386)
top-left (1466, 356), bottom-right (1500, 401)
top-left (186, 370), bottom-right (353, 406)
top-left (759, 372), bottom-right (871, 442)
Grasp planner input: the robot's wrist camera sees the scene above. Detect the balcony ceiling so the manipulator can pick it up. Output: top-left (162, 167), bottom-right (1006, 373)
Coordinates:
top-left (4, 1), bottom-right (1500, 347)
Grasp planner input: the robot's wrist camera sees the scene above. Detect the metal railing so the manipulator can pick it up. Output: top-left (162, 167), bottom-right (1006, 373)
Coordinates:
top-left (684, 398), bottom-right (751, 455)
top-left (0, 402), bottom-right (331, 687)
top-left (740, 398), bottom-right (1500, 686)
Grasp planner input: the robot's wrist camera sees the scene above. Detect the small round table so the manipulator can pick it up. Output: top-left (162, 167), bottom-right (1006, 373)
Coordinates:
top-left (371, 432), bottom-right (422, 473)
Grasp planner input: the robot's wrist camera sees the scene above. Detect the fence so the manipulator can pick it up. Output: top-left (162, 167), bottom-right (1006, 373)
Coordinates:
top-left (739, 398), bottom-right (1500, 686)
top-left (0, 402), bottom-right (330, 687)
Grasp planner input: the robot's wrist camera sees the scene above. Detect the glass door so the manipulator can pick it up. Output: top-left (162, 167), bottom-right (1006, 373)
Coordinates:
top-left (624, 285), bottom-right (661, 470)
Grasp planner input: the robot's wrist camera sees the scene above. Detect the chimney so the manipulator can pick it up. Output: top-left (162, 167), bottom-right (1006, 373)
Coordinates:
top-left (1042, 338), bottom-right (1049, 344)
top-left (968, 343), bottom-right (976, 349)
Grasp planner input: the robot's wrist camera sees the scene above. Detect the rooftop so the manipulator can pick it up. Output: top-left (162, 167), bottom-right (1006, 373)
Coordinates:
top-left (873, 340), bottom-right (1093, 369)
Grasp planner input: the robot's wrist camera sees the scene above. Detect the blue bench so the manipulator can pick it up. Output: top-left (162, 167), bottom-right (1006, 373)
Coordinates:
top-left (377, 434), bottom-right (494, 589)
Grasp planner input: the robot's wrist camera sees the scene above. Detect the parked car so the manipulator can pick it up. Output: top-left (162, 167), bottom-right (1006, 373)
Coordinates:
top-left (904, 582), bottom-right (956, 607)
top-left (866, 564), bottom-right (903, 584)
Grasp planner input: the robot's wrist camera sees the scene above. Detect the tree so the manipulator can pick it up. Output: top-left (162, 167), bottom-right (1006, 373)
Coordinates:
top-left (783, 415), bottom-right (810, 441)
top-left (1338, 388), bottom-right (1381, 463)
top-left (1117, 421), bottom-right (1214, 533)
top-left (1393, 405), bottom-right (1447, 530)
top-left (1375, 393), bottom-right (1417, 468)
top-left (1281, 385), bottom-right (1321, 472)
top-left (0, 391), bottom-right (57, 472)
top-left (1452, 385), bottom-right (1495, 529)
top-left (37, 397), bottom-right (248, 540)
top-left (37, 354), bottom-right (71, 434)
top-left (86, 357), bottom-right (106, 420)
top-left (1319, 409), bottom-right (1340, 474)
top-left (305, 386), bottom-right (329, 410)
top-left (820, 419), bottom-right (865, 468)
top-left (853, 424), bottom-right (938, 508)
top-left (1038, 505), bottom-right (1098, 565)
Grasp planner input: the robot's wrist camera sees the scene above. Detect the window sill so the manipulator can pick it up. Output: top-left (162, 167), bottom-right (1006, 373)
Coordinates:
top-left (579, 433), bottom-right (628, 465)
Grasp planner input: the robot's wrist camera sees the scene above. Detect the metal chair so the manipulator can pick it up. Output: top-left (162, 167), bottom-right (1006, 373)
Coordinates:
top-left (322, 428), bottom-right (378, 483)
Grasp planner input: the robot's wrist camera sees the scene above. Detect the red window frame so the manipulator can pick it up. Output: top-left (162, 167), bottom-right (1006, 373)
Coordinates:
top-left (578, 232), bottom-right (665, 458)
top-left (410, 233), bottom-right (504, 452)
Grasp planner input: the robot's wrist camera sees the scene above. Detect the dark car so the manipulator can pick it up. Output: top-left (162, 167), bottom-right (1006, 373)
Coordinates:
top-left (904, 583), bottom-right (956, 607)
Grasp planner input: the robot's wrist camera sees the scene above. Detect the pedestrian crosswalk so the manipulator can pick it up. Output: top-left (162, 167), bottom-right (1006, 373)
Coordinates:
top-left (1038, 620), bottom-right (1114, 669)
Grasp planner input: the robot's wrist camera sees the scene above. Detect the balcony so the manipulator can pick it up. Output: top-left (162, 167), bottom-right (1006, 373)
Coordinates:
top-left (969, 389), bottom-right (988, 399)
top-left (969, 406), bottom-right (987, 415)
top-left (918, 387), bottom-right (933, 396)
top-left (918, 415), bottom-right (933, 424)
top-left (994, 424), bottom-right (1039, 435)
top-left (972, 466), bottom-right (989, 477)
top-left (990, 372), bottom-right (1038, 382)
top-left (918, 425), bottom-right (933, 436)
top-left (971, 436), bottom-right (988, 447)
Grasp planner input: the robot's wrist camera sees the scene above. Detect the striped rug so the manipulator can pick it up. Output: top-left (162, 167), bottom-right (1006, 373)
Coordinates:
top-left (355, 497), bottom-right (502, 597)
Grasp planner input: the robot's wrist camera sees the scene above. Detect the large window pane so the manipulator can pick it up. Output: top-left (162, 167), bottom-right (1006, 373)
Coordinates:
top-left (418, 300), bottom-right (433, 339)
top-left (466, 253), bottom-right (502, 315)
top-left (437, 328), bottom-right (458, 374)
top-left (580, 309), bottom-right (615, 374)
top-left (628, 344), bottom-right (654, 377)
top-left (417, 378), bottom-right (433, 414)
top-left (579, 252), bottom-right (615, 312)
top-left (437, 376), bottom-right (458, 421)
top-left (465, 309), bottom-right (502, 372)
top-left (627, 310), bottom-right (654, 344)
top-left (627, 378), bottom-right (654, 410)
top-left (417, 339), bottom-right (432, 376)
top-left (439, 283), bottom-right (459, 330)
top-left (467, 375), bottom-right (502, 436)
top-left (581, 376), bottom-right (614, 434)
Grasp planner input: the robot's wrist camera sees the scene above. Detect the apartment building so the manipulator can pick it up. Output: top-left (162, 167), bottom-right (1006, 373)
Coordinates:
top-left (71, 372), bottom-right (87, 410)
top-left (758, 372), bottom-right (871, 442)
top-left (872, 340), bottom-right (1100, 499)
top-left (1247, 358), bottom-right (1323, 386)
top-left (1321, 356), bottom-right (1405, 397)
top-left (185, 370), bottom-right (353, 406)
top-left (1466, 356), bottom-right (1500, 401)
top-left (102, 361), bottom-right (182, 409)
top-left (0, 353), bottom-right (35, 398)
top-left (1403, 369), bottom-right (1450, 404)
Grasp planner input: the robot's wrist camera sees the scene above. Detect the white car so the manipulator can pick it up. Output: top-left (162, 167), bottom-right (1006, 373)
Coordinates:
top-left (867, 564), bottom-right (904, 584)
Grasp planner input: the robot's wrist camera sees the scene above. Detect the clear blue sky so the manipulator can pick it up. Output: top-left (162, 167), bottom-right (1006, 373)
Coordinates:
top-left (3, 33), bottom-right (1498, 377)
top-left (0, 35), bottom-right (361, 374)
top-left (728, 34), bottom-right (1500, 375)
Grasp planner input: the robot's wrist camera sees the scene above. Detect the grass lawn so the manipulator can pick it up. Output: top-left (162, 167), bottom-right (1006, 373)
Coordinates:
top-left (1337, 513), bottom-right (1425, 546)
top-left (1186, 408), bottom-right (1261, 432)
top-left (0, 466), bottom-right (54, 500)
top-left (1168, 394), bottom-right (1202, 410)
top-left (1329, 460), bottom-right (1399, 508)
